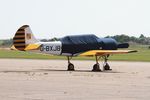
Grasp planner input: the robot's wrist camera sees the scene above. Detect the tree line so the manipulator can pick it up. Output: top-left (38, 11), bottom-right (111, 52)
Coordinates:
top-left (106, 34), bottom-right (150, 45)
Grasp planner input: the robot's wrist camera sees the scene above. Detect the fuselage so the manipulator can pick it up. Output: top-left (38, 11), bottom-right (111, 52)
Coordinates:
top-left (38, 34), bottom-right (119, 56)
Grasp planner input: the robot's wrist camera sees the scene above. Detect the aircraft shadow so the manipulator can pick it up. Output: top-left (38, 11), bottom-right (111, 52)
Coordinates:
top-left (36, 69), bottom-right (122, 73)
top-left (0, 69), bottom-right (122, 73)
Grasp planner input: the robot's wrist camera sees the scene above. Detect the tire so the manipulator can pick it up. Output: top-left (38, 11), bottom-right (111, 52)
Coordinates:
top-left (92, 64), bottom-right (101, 72)
top-left (104, 63), bottom-right (111, 70)
top-left (68, 63), bottom-right (75, 71)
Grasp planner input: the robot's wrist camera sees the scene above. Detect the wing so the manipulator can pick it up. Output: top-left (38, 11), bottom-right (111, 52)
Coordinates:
top-left (80, 50), bottom-right (137, 56)
top-left (24, 44), bottom-right (41, 50)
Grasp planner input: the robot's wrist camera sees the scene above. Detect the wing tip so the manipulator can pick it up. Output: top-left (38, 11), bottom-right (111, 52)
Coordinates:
top-left (129, 50), bottom-right (138, 53)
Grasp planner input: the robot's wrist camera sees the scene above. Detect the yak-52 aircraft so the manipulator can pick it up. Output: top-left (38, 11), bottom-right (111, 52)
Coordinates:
top-left (12, 25), bottom-right (137, 71)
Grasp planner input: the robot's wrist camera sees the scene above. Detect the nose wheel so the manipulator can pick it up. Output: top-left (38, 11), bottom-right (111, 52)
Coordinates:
top-left (67, 56), bottom-right (75, 71)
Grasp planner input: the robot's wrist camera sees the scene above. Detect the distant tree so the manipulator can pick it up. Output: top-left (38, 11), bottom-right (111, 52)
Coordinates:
top-left (139, 34), bottom-right (145, 38)
top-left (40, 37), bottom-right (59, 42)
top-left (40, 39), bottom-right (48, 42)
top-left (0, 39), bottom-right (12, 47)
top-left (105, 34), bottom-right (150, 45)
top-left (130, 36), bottom-right (137, 43)
top-left (105, 36), bottom-right (111, 38)
top-left (111, 34), bottom-right (130, 43)
top-left (49, 37), bottom-right (59, 41)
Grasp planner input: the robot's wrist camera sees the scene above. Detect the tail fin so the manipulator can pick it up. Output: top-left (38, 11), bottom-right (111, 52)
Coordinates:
top-left (13, 25), bottom-right (39, 51)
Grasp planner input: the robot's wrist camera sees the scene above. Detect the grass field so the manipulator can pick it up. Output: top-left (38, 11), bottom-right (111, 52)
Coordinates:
top-left (0, 45), bottom-right (150, 62)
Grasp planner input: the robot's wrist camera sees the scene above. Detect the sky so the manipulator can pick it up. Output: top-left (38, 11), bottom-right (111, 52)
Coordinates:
top-left (0, 0), bottom-right (150, 39)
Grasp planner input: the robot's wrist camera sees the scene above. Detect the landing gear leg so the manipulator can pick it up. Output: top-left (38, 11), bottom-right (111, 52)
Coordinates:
top-left (103, 55), bottom-right (112, 71)
top-left (67, 56), bottom-right (75, 71)
top-left (92, 56), bottom-right (101, 72)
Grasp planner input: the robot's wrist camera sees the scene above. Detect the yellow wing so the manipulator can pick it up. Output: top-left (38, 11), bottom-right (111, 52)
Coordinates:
top-left (80, 50), bottom-right (137, 56)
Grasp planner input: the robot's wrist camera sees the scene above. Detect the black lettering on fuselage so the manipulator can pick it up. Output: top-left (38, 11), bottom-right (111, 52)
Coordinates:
top-left (40, 45), bottom-right (61, 52)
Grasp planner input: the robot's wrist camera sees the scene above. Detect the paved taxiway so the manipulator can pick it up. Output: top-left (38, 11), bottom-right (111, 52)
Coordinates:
top-left (0, 59), bottom-right (150, 100)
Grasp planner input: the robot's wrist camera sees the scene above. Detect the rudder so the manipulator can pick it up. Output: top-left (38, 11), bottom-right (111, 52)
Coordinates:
top-left (13, 25), bottom-right (38, 51)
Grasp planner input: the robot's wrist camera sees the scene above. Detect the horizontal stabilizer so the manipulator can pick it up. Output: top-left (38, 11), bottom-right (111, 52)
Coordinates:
top-left (11, 44), bottom-right (41, 51)
top-left (25, 44), bottom-right (41, 50)
top-left (10, 45), bottom-right (17, 50)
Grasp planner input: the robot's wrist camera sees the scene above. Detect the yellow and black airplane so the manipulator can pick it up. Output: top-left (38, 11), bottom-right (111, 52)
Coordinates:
top-left (12, 25), bottom-right (137, 71)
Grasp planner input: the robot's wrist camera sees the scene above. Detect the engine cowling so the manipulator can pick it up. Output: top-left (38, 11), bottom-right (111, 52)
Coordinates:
top-left (98, 38), bottom-right (118, 50)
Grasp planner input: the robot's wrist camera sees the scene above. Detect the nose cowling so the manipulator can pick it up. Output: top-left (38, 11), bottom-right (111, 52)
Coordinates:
top-left (117, 43), bottom-right (129, 48)
top-left (98, 38), bottom-right (118, 50)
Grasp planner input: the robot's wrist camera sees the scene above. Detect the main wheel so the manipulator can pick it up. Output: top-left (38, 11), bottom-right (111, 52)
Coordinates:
top-left (92, 64), bottom-right (101, 72)
top-left (104, 63), bottom-right (111, 70)
top-left (67, 63), bottom-right (75, 71)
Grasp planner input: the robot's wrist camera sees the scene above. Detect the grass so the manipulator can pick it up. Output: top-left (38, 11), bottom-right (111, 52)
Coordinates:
top-left (0, 49), bottom-right (65, 59)
top-left (0, 45), bottom-right (150, 62)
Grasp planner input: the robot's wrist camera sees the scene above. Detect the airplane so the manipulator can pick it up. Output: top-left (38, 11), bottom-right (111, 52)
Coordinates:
top-left (12, 25), bottom-right (137, 71)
